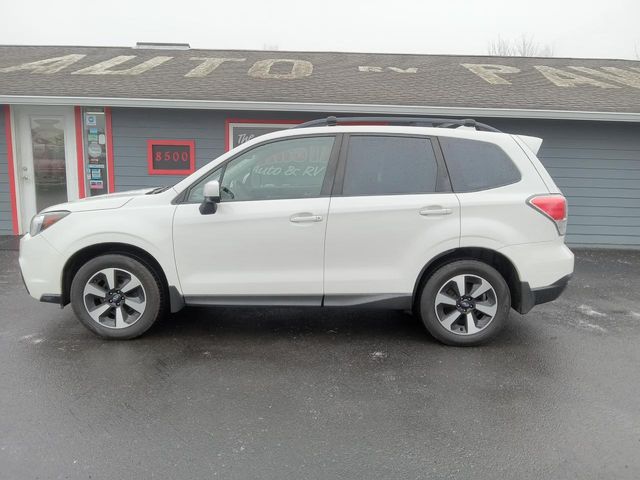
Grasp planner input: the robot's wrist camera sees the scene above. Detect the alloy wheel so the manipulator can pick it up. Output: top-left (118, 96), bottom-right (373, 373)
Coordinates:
top-left (83, 268), bottom-right (147, 329)
top-left (434, 274), bottom-right (498, 335)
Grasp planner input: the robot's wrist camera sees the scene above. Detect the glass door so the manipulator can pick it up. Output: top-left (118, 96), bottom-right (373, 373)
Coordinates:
top-left (14, 106), bottom-right (79, 233)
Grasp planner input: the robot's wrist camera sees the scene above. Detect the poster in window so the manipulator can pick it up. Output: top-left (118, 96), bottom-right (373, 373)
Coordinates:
top-left (225, 120), bottom-right (300, 151)
top-left (82, 109), bottom-right (110, 197)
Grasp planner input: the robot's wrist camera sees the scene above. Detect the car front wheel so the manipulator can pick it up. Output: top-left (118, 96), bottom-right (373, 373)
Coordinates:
top-left (70, 254), bottom-right (164, 339)
top-left (418, 260), bottom-right (511, 346)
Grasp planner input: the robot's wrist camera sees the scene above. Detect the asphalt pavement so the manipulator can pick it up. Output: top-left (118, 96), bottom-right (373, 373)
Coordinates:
top-left (0, 246), bottom-right (639, 479)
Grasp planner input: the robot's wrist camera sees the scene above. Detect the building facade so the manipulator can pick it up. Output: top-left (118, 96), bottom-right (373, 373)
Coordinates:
top-left (1, 45), bottom-right (639, 247)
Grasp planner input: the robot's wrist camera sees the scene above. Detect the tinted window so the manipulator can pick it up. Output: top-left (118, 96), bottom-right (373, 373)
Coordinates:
top-left (439, 137), bottom-right (521, 192)
top-left (220, 136), bottom-right (334, 201)
top-left (343, 136), bottom-right (438, 196)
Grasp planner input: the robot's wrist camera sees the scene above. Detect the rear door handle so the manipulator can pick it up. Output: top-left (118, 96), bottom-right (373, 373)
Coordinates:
top-left (419, 206), bottom-right (452, 216)
top-left (290, 213), bottom-right (324, 223)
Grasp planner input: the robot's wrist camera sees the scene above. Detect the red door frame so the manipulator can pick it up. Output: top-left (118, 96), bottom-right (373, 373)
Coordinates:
top-left (3, 105), bottom-right (19, 234)
top-left (3, 105), bottom-right (116, 235)
top-left (74, 107), bottom-right (86, 198)
top-left (105, 107), bottom-right (115, 193)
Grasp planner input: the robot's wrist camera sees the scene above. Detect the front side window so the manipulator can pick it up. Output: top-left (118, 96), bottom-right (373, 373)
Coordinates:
top-left (220, 136), bottom-right (335, 202)
top-left (342, 136), bottom-right (439, 196)
top-left (186, 168), bottom-right (222, 203)
top-left (439, 137), bottom-right (521, 192)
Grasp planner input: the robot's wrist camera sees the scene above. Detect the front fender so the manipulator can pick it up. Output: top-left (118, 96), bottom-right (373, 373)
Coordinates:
top-left (42, 205), bottom-right (181, 295)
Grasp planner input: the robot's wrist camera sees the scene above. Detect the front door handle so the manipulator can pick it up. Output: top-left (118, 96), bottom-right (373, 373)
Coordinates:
top-left (290, 213), bottom-right (323, 223)
top-left (419, 206), bottom-right (452, 216)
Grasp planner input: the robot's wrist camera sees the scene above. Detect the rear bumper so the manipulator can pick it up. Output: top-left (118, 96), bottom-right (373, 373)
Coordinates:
top-left (499, 240), bottom-right (574, 314)
top-left (517, 274), bottom-right (571, 314)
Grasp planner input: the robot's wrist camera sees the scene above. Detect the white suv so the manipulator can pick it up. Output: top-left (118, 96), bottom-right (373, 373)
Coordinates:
top-left (19, 117), bottom-right (574, 346)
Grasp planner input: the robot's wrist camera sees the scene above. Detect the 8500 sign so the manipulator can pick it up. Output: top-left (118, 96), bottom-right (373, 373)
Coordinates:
top-left (147, 140), bottom-right (195, 175)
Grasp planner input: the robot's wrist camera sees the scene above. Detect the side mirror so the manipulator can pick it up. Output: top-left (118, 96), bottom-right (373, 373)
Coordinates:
top-left (199, 180), bottom-right (221, 215)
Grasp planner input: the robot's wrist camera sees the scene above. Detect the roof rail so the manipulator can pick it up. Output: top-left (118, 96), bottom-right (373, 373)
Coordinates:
top-left (293, 116), bottom-right (502, 133)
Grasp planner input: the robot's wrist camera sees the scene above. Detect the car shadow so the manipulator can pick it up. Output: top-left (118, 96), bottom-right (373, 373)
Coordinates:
top-left (145, 305), bottom-right (534, 348)
top-left (151, 305), bottom-right (431, 341)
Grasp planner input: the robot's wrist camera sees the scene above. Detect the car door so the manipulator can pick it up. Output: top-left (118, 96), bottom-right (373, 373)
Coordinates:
top-left (173, 134), bottom-right (340, 304)
top-left (323, 134), bottom-right (460, 306)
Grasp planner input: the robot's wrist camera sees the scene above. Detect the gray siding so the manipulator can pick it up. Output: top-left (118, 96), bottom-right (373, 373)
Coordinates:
top-left (490, 119), bottom-right (640, 248)
top-left (0, 105), bottom-right (13, 234)
top-left (112, 109), bottom-right (225, 189)
top-left (111, 109), bottom-right (640, 248)
top-left (111, 108), bottom-right (321, 190)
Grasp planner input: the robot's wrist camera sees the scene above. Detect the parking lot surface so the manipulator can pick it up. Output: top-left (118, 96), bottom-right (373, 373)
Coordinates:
top-left (1, 247), bottom-right (639, 479)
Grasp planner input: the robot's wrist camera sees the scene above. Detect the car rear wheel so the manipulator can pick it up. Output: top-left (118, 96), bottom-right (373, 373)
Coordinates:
top-left (70, 254), bottom-right (164, 339)
top-left (418, 260), bottom-right (511, 346)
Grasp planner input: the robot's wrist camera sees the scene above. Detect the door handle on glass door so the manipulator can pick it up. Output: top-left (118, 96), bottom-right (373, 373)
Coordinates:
top-left (419, 206), bottom-right (452, 216)
top-left (290, 213), bottom-right (323, 223)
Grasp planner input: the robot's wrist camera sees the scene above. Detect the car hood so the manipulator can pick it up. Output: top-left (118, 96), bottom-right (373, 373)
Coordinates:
top-left (41, 188), bottom-right (155, 213)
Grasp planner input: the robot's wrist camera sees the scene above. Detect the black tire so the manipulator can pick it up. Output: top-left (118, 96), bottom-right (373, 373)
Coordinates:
top-left (418, 260), bottom-right (511, 346)
top-left (70, 254), bottom-right (165, 339)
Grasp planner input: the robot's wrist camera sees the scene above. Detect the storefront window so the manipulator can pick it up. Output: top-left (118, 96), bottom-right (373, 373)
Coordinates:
top-left (81, 108), bottom-right (110, 196)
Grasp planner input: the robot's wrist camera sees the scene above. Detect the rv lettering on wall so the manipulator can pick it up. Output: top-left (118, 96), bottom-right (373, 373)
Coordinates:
top-left (1, 54), bottom-right (639, 89)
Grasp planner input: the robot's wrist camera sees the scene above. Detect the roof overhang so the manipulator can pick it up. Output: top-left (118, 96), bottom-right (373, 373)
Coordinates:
top-left (2, 95), bottom-right (640, 123)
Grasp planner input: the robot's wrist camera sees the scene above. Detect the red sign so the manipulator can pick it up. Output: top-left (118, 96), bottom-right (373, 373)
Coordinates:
top-left (147, 139), bottom-right (195, 175)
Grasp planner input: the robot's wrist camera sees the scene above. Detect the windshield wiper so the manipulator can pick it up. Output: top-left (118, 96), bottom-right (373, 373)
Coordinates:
top-left (147, 186), bottom-right (170, 194)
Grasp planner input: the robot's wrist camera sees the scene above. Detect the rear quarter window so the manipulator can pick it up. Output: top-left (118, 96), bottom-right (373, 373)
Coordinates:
top-left (439, 137), bottom-right (521, 192)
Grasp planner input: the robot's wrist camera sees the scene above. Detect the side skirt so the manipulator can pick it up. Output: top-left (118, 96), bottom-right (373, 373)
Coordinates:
top-left (182, 294), bottom-right (412, 309)
top-left (323, 294), bottom-right (412, 309)
top-left (184, 295), bottom-right (322, 307)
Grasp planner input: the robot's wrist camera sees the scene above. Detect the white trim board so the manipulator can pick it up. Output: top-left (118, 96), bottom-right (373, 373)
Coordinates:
top-left (2, 95), bottom-right (640, 123)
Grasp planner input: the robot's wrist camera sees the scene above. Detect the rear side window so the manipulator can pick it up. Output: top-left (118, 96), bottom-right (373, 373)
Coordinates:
top-left (439, 137), bottom-right (521, 192)
top-left (343, 136), bottom-right (438, 196)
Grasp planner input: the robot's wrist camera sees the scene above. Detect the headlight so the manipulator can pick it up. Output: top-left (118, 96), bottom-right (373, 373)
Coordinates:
top-left (30, 211), bottom-right (70, 236)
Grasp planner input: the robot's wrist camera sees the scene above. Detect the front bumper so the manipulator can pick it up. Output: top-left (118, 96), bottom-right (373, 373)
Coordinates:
top-left (517, 274), bottom-right (572, 314)
top-left (19, 233), bottom-right (64, 303)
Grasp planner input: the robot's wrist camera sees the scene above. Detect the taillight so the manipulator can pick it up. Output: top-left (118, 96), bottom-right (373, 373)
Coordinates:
top-left (527, 195), bottom-right (567, 235)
